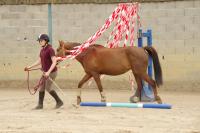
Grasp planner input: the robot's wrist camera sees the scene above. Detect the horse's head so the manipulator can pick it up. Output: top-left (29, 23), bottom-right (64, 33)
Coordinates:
top-left (56, 40), bottom-right (72, 57)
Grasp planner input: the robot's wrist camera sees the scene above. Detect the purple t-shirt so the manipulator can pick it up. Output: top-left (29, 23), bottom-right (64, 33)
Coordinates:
top-left (40, 44), bottom-right (57, 72)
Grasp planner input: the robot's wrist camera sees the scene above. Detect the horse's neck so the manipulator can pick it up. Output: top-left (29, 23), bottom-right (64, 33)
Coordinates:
top-left (64, 42), bottom-right (81, 50)
top-left (71, 43), bottom-right (105, 65)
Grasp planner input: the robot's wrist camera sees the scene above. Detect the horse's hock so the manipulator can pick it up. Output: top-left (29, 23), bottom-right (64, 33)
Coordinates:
top-left (0, 0), bottom-right (200, 91)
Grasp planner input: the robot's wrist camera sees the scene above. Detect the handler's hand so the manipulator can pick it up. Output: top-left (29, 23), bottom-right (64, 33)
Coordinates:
top-left (24, 67), bottom-right (30, 71)
top-left (43, 72), bottom-right (50, 78)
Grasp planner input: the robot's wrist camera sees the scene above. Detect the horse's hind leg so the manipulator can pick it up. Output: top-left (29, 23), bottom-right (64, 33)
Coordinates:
top-left (140, 73), bottom-right (162, 104)
top-left (130, 74), bottom-right (143, 103)
top-left (91, 72), bottom-right (106, 102)
top-left (77, 74), bottom-right (92, 105)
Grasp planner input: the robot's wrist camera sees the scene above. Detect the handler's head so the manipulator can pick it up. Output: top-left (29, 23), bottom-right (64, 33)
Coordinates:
top-left (37, 34), bottom-right (49, 47)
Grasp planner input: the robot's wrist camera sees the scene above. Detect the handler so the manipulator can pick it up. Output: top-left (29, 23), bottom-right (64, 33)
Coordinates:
top-left (25, 34), bottom-right (63, 109)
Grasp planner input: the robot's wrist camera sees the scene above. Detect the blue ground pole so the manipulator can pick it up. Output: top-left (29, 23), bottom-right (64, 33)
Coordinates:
top-left (48, 3), bottom-right (53, 45)
top-left (137, 29), bottom-right (154, 102)
top-left (80, 102), bottom-right (172, 109)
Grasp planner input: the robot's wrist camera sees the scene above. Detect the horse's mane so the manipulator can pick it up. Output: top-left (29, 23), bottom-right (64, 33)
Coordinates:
top-left (63, 42), bottom-right (81, 50)
top-left (63, 42), bottom-right (104, 50)
top-left (91, 44), bottom-right (104, 48)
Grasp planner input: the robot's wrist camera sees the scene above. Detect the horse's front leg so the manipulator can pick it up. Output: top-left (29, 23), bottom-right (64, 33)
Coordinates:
top-left (77, 74), bottom-right (92, 105)
top-left (91, 73), bottom-right (106, 102)
top-left (100, 91), bottom-right (106, 102)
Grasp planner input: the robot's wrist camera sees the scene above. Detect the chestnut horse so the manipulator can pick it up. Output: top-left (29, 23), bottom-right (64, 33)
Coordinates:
top-left (56, 40), bottom-right (163, 104)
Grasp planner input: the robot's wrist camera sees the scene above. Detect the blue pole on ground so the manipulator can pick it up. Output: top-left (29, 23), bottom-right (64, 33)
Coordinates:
top-left (80, 102), bottom-right (172, 109)
top-left (48, 3), bottom-right (53, 45)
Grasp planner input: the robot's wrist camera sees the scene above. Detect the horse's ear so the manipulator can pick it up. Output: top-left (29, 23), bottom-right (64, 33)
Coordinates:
top-left (59, 40), bottom-right (64, 47)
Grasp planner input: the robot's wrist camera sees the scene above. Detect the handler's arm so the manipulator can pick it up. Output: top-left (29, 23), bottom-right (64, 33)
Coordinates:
top-left (47, 56), bottom-right (57, 74)
top-left (27, 58), bottom-right (41, 69)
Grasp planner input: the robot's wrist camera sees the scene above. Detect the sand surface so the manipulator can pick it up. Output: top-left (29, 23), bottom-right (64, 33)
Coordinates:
top-left (0, 88), bottom-right (200, 133)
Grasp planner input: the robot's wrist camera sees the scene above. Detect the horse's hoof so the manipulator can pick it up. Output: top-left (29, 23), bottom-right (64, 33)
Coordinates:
top-left (72, 104), bottom-right (79, 109)
top-left (77, 96), bottom-right (81, 105)
top-left (157, 100), bottom-right (162, 104)
top-left (101, 99), bottom-right (106, 102)
top-left (130, 96), bottom-right (139, 103)
top-left (156, 96), bottom-right (162, 104)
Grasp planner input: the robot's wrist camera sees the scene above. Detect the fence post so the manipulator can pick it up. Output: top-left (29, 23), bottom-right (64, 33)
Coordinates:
top-left (147, 29), bottom-right (153, 89)
top-left (132, 28), bottom-right (154, 102)
top-left (48, 3), bottom-right (53, 45)
top-left (138, 29), bottom-right (143, 47)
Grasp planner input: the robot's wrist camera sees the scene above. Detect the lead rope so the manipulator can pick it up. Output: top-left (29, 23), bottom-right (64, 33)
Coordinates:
top-left (26, 68), bottom-right (46, 95)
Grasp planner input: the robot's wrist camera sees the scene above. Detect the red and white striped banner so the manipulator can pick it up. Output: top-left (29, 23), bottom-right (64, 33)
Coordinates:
top-left (62, 3), bottom-right (141, 59)
top-left (57, 3), bottom-right (141, 90)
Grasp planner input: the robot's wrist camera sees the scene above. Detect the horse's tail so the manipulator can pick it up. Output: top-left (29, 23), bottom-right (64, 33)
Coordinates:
top-left (143, 46), bottom-right (163, 87)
